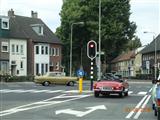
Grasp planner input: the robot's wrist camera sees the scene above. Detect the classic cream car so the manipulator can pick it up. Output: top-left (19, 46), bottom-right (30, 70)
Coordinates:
top-left (34, 72), bottom-right (78, 86)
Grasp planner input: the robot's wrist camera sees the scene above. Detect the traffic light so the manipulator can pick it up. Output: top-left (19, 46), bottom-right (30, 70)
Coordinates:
top-left (87, 40), bottom-right (97, 60)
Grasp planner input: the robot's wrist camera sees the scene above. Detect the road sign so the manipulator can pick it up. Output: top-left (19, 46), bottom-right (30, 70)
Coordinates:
top-left (87, 40), bottom-right (97, 60)
top-left (55, 105), bottom-right (107, 117)
top-left (77, 69), bottom-right (85, 77)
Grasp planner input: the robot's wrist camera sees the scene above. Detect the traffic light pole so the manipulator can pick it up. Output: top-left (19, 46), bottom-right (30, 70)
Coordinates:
top-left (90, 59), bottom-right (94, 90)
top-left (87, 40), bottom-right (97, 91)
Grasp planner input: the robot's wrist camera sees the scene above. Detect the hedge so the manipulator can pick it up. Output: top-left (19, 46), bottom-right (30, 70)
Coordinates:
top-left (0, 75), bottom-right (34, 82)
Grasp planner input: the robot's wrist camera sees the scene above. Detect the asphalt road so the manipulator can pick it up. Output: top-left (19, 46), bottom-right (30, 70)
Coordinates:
top-left (0, 80), bottom-right (156, 120)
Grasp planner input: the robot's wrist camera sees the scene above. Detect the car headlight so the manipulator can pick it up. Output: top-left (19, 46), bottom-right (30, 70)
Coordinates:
top-left (112, 86), bottom-right (123, 90)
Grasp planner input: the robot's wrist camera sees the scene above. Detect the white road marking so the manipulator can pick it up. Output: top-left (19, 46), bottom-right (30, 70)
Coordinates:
top-left (45, 90), bottom-right (64, 93)
top-left (0, 94), bottom-right (91, 117)
top-left (137, 92), bottom-right (147, 95)
top-left (55, 105), bottom-right (107, 117)
top-left (133, 95), bottom-right (151, 119)
top-left (125, 95), bottom-right (148, 119)
top-left (149, 88), bottom-right (152, 93)
top-left (0, 89), bottom-right (63, 94)
top-left (128, 91), bottom-right (133, 95)
top-left (64, 90), bottom-right (92, 93)
top-left (0, 89), bottom-right (149, 97)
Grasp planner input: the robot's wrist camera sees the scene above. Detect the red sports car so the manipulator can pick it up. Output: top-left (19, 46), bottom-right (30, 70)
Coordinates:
top-left (93, 76), bottom-right (129, 97)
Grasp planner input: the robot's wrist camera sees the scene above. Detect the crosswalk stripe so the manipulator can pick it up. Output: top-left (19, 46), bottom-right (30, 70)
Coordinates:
top-left (45, 90), bottom-right (64, 93)
top-left (0, 89), bottom-right (63, 93)
top-left (137, 91), bottom-right (147, 95)
top-left (64, 90), bottom-right (92, 93)
top-left (0, 89), bottom-right (149, 96)
top-left (128, 91), bottom-right (133, 95)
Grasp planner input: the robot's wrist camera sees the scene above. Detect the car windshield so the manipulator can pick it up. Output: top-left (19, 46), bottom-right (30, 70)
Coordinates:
top-left (99, 75), bottom-right (123, 82)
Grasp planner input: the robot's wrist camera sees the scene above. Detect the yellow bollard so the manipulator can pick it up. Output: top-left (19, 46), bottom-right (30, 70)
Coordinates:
top-left (79, 77), bottom-right (83, 94)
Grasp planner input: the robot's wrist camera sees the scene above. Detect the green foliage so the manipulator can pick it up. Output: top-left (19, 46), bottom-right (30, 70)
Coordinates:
top-left (56, 0), bottom-right (139, 73)
top-left (0, 75), bottom-right (34, 82)
top-left (126, 36), bottom-right (142, 51)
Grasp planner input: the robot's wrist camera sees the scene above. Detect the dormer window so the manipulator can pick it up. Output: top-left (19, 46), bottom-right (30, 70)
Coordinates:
top-left (1, 18), bottom-right (9, 30)
top-left (38, 26), bottom-right (43, 35)
top-left (31, 24), bottom-right (44, 36)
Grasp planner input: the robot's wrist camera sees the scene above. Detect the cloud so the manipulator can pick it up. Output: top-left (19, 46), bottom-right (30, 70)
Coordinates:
top-left (130, 0), bottom-right (159, 4)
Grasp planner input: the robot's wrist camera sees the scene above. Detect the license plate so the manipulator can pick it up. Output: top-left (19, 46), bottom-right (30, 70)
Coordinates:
top-left (102, 87), bottom-right (112, 91)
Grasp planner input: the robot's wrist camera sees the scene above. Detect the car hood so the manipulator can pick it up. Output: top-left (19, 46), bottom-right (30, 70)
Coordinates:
top-left (95, 81), bottom-right (122, 87)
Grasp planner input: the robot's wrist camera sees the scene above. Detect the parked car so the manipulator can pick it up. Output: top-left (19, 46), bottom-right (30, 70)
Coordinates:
top-left (34, 72), bottom-right (78, 86)
top-left (93, 75), bottom-right (129, 97)
top-left (105, 73), bottom-right (122, 80)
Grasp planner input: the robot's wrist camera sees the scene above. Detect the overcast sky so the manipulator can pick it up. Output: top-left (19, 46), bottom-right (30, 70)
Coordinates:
top-left (0, 0), bottom-right (159, 46)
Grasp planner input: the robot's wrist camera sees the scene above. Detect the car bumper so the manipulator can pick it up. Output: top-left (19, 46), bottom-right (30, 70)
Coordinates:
top-left (94, 89), bottom-right (123, 94)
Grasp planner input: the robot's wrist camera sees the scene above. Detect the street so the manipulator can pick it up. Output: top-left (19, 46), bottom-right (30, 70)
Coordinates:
top-left (0, 81), bottom-right (156, 120)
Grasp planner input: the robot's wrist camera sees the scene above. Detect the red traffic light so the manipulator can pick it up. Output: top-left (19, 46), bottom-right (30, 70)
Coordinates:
top-left (90, 44), bottom-right (94, 48)
top-left (87, 40), bottom-right (97, 60)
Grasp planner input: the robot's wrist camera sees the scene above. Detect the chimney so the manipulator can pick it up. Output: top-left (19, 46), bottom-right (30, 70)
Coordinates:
top-left (8, 9), bottom-right (14, 17)
top-left (31, 11), bottom-right (38, 18)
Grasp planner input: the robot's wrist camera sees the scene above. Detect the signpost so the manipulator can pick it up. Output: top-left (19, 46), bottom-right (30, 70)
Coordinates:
top-left (77, 69), bottom-right (85, 94)
top-left (87, 40), bottom-right (97, 90)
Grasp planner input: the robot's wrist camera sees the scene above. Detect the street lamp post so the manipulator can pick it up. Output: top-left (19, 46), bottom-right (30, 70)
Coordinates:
top-left (98, 0), bottom-right (101, 80)
top-left (144, 31), bottom-right (157, 80)
top-left (70, 22), bottom-right (84, 76)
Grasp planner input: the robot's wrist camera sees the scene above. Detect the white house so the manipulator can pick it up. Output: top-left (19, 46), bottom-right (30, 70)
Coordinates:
top-left (9, 39), bottom-right (27, 76)
top-left (34, 43), bottom-right (50, 75)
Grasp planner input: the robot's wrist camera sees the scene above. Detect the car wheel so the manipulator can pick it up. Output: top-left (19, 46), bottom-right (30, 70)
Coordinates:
top-left (43, 81), bottom-right (50, 86)
top-left (124, 91), bottom-right (128, 96)
top-left (94, 91), bottom-right (99, 97)
top-left (119, 91), bottom-right (125, 98)
top-left (68, 81), bottom-right (75, 86)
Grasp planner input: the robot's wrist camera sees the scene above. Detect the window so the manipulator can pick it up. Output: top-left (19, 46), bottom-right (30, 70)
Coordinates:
top-left (0, 61), bottom-right (9, 73)
top-left (39, 26), bottom-right (43, 35)
top-left (49, 48), bottom-right (52, 56)
top-left (131, 60), bottom-right (134, 66)
top-left (45, 64), bottom-right (48, 72)
top-left (12, 44), bottom-right (15, 53)
top-left (45, 46), bottom-right (48, 55)
top-left (56, 62), bottom-right (59, 70)
top-left (41, 46), bottom-right (44, 54)
top-left (16, 45), bottom-right (19, 53)
top-left (1, 42), bottom-right (8, 52)
top-left (31, 24), bottom-right (43, 36)
top-left (20, 61), bottom-right (23, 69)
top-left (36, 63), bottom-right (39, 75)
top-left (1, 18), bottom-right (9, 29)
top-left (20, 45), bottom-right (23, 54)
top-left (36, 46), bottom-right (39, 54)
top-left (41, 64), bottom-right (44, 75)
top-left (52, 48), bottom-right (55, 56)
top-left (56, 48), bottom-right (59, 56)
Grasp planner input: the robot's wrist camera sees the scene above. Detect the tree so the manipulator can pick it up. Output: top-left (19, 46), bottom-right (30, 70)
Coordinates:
top-left (56, 0), bottom-right (138, 74)
top-left (126, 36), bottom-right (142, 51)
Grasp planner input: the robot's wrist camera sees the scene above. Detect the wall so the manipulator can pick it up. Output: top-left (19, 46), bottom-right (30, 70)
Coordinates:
top-left (50, 44), bottom-right (62, 72)
top-left (34, 43), bottom-right (50, 75)
top-left (9, 39), bottom-right (27, 76)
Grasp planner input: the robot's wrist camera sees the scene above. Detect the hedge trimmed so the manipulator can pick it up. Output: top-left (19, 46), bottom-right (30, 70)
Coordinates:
top-left (136, 74), bottom-right (153, 80)
top-left (0, 75), bottom-right (34, 82)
